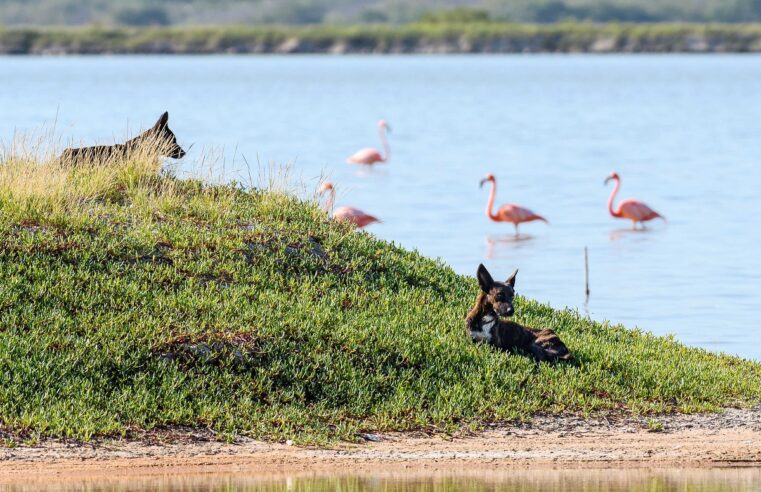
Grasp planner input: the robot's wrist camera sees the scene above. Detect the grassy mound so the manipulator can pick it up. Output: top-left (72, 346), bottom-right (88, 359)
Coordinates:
top-left (0, 153), bottom-right (759, 444)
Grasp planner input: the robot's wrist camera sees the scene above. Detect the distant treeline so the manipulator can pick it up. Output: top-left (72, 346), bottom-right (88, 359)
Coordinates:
top-left (4, 23), bottom-right (761, 54)
top-left (5, 1), bottom-right (761, 25)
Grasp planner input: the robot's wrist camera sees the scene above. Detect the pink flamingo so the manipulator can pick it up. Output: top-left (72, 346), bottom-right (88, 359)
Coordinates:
top-left (605, 171), bottom-right (665, 229)
top-left (480, 173), bottom-right (548, 234)
top-left (346, 120), bottom-right (391, 165)
top-left (319, 182), bottom-right (380, 228)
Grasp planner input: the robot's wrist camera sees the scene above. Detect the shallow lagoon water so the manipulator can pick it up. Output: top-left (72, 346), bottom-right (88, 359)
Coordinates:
top-left (6, 468), bottom-right (761, 491)
top-left (2, 55), bottom-right (760, 360)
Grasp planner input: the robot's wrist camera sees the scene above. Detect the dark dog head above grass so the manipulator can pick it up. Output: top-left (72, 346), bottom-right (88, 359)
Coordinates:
top-left (144, 111), bottom-right (186, 159)
top-left (476, 263), bottom-right (518, 318)
top-left (60, 111), bottom-right (186, 165)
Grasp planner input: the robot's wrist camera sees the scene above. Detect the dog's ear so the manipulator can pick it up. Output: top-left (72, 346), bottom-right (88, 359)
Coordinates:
top-left (476, 264), bottom-right (494, 293)
top-left (506, 269), bottom-right (518, 288)
top-left (154, 112), bottom-right (169, 129)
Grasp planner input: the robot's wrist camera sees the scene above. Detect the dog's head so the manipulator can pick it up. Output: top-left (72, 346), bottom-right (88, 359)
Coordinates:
top-left (476, 263), bottom-right (517, 317)
top-left (149, 112), bottom-right (186, 159)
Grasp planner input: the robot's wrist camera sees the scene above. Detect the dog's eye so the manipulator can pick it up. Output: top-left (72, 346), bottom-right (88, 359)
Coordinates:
top-left (495, 293), bottom-right (504, 301)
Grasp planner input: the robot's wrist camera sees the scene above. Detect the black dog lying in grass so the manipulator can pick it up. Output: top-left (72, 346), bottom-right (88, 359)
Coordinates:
top-left (60, 112), bottom-right (186, 165)
top-left (466, 264), bottom-right (572, 363)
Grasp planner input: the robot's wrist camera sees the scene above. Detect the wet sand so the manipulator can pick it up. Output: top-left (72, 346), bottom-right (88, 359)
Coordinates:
top-left (1, 408), bottom-right (760, 485)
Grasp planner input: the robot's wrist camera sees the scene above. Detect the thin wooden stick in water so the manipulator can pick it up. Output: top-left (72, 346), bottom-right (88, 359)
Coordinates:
top-left (584, 246), bottom-right (590, 301)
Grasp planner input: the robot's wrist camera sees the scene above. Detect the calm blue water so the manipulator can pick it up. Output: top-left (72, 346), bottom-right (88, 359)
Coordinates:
top-left (2, 55), bottom-right (760, 360)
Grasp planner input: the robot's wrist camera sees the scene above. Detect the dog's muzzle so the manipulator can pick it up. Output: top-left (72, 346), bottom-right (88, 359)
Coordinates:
top-left (498, 306), bottom-right (514, 317)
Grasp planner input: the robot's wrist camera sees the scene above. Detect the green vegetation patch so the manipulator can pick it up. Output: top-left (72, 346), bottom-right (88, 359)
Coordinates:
top-left (0, 154), bottom-right (759, 444)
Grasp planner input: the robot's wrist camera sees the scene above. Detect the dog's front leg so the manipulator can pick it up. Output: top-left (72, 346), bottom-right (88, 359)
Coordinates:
top-left (528, 343), bottom-right (547, 363)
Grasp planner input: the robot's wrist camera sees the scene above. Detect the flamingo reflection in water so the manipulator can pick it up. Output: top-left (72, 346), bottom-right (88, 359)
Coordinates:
top-left (485, 235), bottom-right (536, 260)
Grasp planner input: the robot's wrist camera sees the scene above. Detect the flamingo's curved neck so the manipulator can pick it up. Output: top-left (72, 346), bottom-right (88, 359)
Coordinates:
top-left (378, 125), bottom-right (390, 162)
top-left (485, 179), bottom-right (499, 222)
top-left (608, 178), bottom-right (622, 217)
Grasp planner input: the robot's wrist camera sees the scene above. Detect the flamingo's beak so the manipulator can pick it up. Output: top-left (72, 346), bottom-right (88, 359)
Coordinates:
top-left (385, 124), bottom-right (392, 133)
top-left (479, 178), bottom-right (487, 188)
top-left (604, 176), bottom-right (612, 185)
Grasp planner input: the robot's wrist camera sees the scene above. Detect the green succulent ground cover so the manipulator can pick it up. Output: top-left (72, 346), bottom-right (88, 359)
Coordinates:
top-left (0, 154), bottom-right (758, 444)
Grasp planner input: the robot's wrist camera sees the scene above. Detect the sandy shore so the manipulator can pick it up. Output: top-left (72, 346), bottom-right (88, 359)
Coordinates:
top-left (1, 407), bottom-right (760, 485)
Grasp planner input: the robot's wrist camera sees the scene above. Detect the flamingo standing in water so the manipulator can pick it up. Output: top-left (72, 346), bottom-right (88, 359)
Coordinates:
top-left (604, 171), bottom-right (664, 229)
top-left (319, 182), bottom-right (380, 228)
top-left (346, 120), bottom-right (391, 165)
top-left (479, 173), bottom-right (548, 235)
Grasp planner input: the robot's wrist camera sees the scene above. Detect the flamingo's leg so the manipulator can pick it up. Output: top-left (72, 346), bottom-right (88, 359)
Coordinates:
top-left (514, 223), bottom-right (519, 236)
